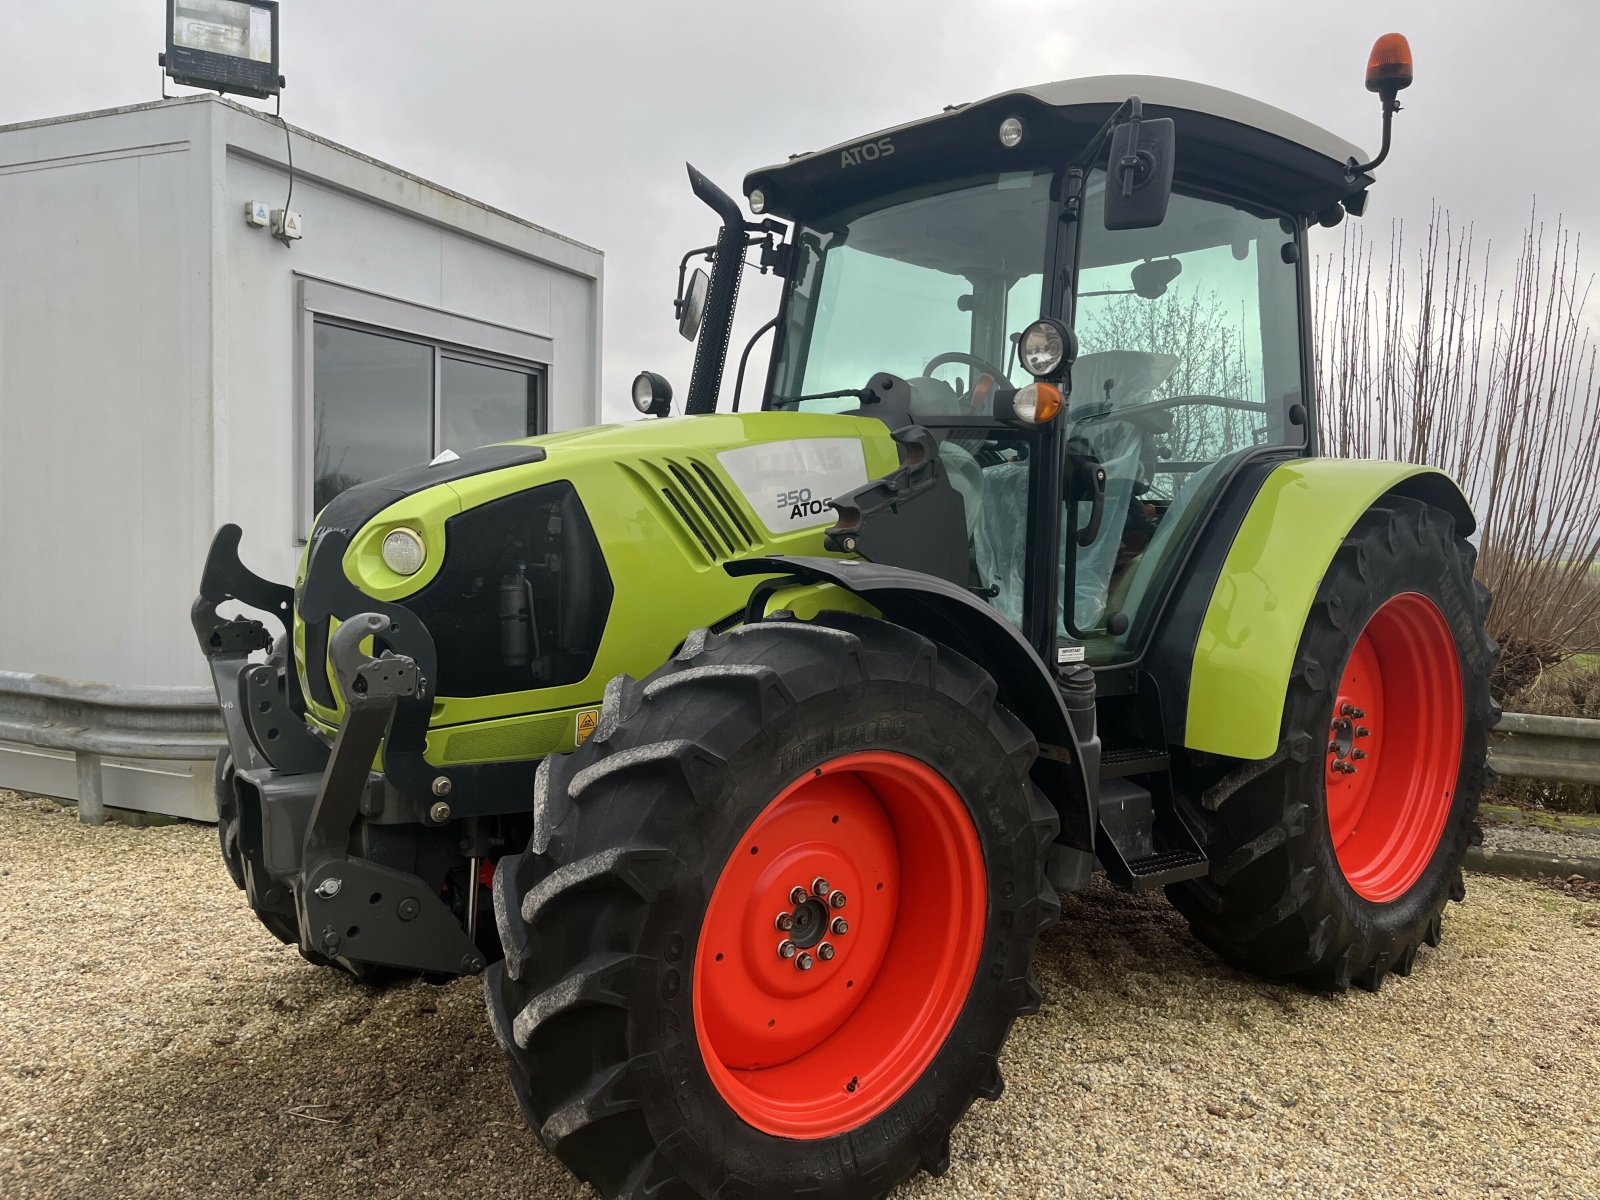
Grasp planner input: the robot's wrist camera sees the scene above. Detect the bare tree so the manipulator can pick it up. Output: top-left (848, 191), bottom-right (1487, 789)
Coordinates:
top-left (1315, 205), bottom-right (1600, 695)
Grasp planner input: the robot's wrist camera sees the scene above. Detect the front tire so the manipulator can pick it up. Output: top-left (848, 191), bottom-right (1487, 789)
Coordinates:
top-left (485, 613), bottom-right (1059, 1199)
top-left (1170, 498), bottom-right (1495, 990)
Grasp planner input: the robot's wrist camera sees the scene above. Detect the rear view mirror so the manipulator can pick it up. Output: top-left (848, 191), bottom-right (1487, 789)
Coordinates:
top-left (1104, 116), bottom-right (1175, 231)
top-left (678, 268), bottom-right (709, 341)
top-left (1130, 257), bottom-right (1182, 298)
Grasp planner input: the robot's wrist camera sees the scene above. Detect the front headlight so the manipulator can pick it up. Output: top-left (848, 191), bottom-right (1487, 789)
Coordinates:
top-left (381, 527), bottom-right (427, 575)
top-left (1018, 318), bottom-right (1073, 379)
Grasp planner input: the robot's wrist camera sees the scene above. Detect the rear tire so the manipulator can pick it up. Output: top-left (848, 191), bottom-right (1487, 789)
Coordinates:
top-left (1169, 499), bottom-right (1495, 990)
top-left (485, 613), bottom-right (1059, 1199)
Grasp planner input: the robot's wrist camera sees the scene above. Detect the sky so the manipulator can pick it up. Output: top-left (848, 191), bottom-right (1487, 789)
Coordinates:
top-left (7, 1), bottom-right (1599, 422)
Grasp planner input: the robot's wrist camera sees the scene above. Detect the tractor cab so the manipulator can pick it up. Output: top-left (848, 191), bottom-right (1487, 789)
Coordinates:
top-left (734, 77), bottom-right (1374, 671)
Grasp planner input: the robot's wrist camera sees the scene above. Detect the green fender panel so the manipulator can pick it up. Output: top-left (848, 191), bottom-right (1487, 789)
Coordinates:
top-left (1185, 458), bottom-right (1475, 760)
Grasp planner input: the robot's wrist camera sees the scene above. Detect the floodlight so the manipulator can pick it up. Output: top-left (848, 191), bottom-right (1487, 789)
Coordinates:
top-left (163, 0), bottom-right (282, 100)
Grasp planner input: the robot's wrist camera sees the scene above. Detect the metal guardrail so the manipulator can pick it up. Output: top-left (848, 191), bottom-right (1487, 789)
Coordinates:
top-left (0, 670), bottom-right (224, 825)
top-left (1488, 711), bottom-right (1600, 786)
top-left (0, 664), bottom-right (1595, 824)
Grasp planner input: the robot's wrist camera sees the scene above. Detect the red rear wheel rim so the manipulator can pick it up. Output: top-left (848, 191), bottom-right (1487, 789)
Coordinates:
top-left (1324, 592), bottom-right (1463, 903)
top-left (692, 751), bottom-right (987, 1138)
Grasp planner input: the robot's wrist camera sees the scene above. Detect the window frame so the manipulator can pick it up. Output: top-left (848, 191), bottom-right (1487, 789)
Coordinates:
top-left (295, 276), bottom-right (552, 534)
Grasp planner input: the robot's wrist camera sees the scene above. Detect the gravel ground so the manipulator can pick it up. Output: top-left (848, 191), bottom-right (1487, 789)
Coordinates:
top-left (1482, 819), bottom-right (1600, 863)
top-left (3, 789), bottom-right (1598, 1200)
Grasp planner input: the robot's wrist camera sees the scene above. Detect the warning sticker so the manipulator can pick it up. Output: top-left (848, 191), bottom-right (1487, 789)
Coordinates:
top-left (575, 708), bottom-right (600, 745)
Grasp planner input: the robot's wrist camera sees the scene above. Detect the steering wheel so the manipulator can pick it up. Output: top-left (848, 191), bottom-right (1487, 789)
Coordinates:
top-left (921, 351), bottom-right (1012, 414)
top-left (922, 350), bottom-right (1010, 383)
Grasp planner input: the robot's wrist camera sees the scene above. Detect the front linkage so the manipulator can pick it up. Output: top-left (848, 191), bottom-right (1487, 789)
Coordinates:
top-left (192, 525), bottom-right (487, 978)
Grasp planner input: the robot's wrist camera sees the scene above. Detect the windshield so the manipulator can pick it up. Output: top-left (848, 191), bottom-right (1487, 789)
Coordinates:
top-left (770, 169), bottom-right (1054, 413)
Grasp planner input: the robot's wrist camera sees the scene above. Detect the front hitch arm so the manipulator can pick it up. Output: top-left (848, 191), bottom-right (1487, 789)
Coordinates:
top-left (297, 613), bottom-right (483, 975)
top-left (191, 524), bottom-right (327, 775)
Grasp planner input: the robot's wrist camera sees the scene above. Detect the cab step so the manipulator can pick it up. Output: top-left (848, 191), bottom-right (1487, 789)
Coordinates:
top-left (1100, 745), bottom-right (1171, 779)
top-left (1095, 776), bottom-right (1209, 891)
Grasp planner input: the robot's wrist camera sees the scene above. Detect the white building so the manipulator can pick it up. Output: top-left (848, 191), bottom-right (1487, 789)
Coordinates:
top-left (0, 95), bottom-right (603, 816)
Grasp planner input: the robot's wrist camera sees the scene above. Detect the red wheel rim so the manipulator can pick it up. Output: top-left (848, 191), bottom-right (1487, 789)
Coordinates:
top-left (1324, 592), bottom-right (1463, 903)
top-left (692, 751), bottom-right (987, 1139)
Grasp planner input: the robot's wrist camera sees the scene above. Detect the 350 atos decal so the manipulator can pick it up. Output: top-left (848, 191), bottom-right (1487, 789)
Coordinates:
top-left (717, 438), bottom-right (871, 535)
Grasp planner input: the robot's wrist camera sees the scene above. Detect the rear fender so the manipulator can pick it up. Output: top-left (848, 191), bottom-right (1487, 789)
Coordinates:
top-left (1183, 460), bottom-right (1475, 761)
top-left (727, 556), bottom-right (1097, 850)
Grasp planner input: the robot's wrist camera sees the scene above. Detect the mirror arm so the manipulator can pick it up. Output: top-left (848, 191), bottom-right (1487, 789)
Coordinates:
top-left (1071, 95), bottom-right (1142, 174)
top-left (1116, 96), bottom-right (1146, 199)
top-left (673, 245), bottom-right (716, 319)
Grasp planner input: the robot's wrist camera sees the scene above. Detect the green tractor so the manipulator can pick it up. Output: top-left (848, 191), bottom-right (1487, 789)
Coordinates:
top-left (194, 34), bottom-right (1495, 1199)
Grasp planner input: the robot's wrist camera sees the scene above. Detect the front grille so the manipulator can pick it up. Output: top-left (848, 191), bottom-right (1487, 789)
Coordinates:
top-left (625, 457), bottom-right (758, 565)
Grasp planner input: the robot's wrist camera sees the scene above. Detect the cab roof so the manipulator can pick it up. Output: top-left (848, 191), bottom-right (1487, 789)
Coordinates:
top-left (744, 74), bottom-right (1372, 223)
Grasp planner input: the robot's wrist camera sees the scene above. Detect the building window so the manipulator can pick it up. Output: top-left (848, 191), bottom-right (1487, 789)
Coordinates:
top-left (298, 277), bottom-right (553, 526)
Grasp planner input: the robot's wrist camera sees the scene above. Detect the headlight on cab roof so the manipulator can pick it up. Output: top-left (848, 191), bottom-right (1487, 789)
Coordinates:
top-left (381, 527), bottom-right (427, 575)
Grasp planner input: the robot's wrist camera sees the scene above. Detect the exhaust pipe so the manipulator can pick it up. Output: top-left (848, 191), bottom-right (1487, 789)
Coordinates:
top-left (683, 164), bottom-right (749, 416)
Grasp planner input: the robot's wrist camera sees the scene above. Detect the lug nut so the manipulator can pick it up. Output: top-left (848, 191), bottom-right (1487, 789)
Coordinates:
top-left (1340, 703), bottom-right (1356, 717)
top-left (796, 953), bottom-right (815, 972)
top-left (1328, 741), bottom-right (1340, 754)
top-left (774, 912), bottom-right (794, 932)
top-left (831, 917), bottom-right (848, 936)
top-left (1352, 749), bottom-right (1367, 760)
top-left (830, 891), bottom-right (847, 909)
top-left (777, 940), bottom-right (797, 960)
top-left (812, 877), bottom-right (831, 898)
top-left (1356, 726), bottom-right (1371, 738)
top-left (790, 886), bottom-right (808, 905)
top-left (1352, 708), bottom-right (1366, 719)
top-left (818, 942), bottom-right (836, 961)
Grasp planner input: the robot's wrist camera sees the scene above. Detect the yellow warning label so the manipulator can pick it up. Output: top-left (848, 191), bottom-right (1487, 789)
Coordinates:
top-left (575, 709), bottom-right (600, 745)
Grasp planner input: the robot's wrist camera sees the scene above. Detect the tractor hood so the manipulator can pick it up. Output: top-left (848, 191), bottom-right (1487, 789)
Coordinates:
top-left (743, 74), bottom-right (1373, 222)
top-left (293, 411), bottom-right (902, 732)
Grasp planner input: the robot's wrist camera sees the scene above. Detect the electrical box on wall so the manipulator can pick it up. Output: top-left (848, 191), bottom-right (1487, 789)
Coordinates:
top-left (244, 199), bottom-right (270, 226)
top-left (271, 208), bottom-right (303, 240)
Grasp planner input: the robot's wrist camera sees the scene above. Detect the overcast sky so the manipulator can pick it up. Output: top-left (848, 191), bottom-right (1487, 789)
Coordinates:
top-left (8, 1), bottom-right (1598, 421)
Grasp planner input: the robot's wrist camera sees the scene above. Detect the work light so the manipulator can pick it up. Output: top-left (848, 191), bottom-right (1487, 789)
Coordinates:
top-left (381, 528), bottom-right (426, 575)
top-left (998, 117), bottom-right (1024, 148)
top-left (632, 371), bottom-right (673, 418)
top-left (749, 189), bottom-right (767, 214)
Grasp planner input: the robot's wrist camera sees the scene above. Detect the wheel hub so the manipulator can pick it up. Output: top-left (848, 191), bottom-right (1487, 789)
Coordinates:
top-left (778, 889), bottom-right (843, 957)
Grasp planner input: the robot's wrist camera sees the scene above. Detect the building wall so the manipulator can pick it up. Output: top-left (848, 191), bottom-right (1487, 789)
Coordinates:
top-left (0, 101), bottom-right (216, 689)
top-left (0, 97), bottom-right (603, 695)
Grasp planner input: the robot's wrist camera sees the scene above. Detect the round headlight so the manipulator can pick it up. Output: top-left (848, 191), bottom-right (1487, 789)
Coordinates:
top-left (381, 527), bottom-right (426, 575)
top-left (632, 370), bottom-right (672, 416)
top-left (749, 188), bottom-right (767, 214)
top-left (998, 117), bottom-right (1024, 148)
top-left (1012, 382), bottom-right (1063, 425)
top-left (1017, 318), bottom-right (1072, 378)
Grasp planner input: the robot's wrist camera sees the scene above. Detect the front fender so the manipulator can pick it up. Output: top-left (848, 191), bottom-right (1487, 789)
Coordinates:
top-left (727, 555), bottom-right (1098, 851)
top-left (1185, 459), bottom-right (1475, 760)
